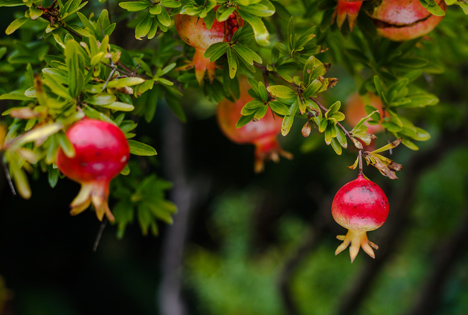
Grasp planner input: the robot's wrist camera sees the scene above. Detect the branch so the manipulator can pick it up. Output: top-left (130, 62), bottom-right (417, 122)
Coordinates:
top-left (253, 63), bottom-right (359, 148)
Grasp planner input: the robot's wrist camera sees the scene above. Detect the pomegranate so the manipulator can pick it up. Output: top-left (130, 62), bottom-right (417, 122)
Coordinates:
top-left (175, 9), bottom-right (242, 84)
top-left (332, 173), bottom-right (389, 262)
top-left (332, 0), bottom-right (364, 31)
top-left (344, 93), bottom-right (386, 135)
top-left (367, 0), bottom-right (446, 41)
top-left (56, 118), bottom-right (130, 221)
top-left (217, 78), bottom-right (292, 172)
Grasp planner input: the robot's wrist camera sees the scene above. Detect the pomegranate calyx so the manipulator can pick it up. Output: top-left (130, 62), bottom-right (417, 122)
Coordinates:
top-left (335, 229), bottom-right (379, 263)
top-left (176, 48), bottom-right (219, 85)
top-left (70, 181), bottom-right (114, 222)
top-left (332, 0), bottom-right (364, 31)
top-left (253, 136), bottom-right (293, 173)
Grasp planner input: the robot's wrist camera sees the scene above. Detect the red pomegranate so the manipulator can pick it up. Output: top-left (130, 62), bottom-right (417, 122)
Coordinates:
top-left (56, 118), bottom-right (130, 221)
top-left (332, 0), bottom-right (364, 31)
top-left (217, 78), bottom-right (292, 172)
top-left (332, 173), bottom-right (389, 262)
top-left (344, 93), bottom-right (386, 135)
top-left (175, 9), bottom-right (242, 84)
top-left (367, 0), bottom-right (446, 41)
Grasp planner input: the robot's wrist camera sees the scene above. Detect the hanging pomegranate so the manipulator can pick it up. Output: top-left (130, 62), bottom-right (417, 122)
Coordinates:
top-left (175, 9), bottom-right (243, 84)
top-left (217, 78), bottom-right (292, 172)
top-left (332, 173), bottom-right (389, 262)
top-left (56, 118), bottom-right (130, 221)
top-left (367, 0), bottom-right (446, 41)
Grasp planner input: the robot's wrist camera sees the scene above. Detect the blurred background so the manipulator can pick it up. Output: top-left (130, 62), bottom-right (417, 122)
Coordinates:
top-left (0, 1), bottom-right (468, 315)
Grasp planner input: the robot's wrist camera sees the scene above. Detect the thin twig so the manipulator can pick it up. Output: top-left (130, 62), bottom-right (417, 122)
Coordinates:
top-left (102, 59), bottom-right (116, 92)
top-left (93, 218), bottom-right (108, 252)
top-left (2, 159), bottom-right (16, 196)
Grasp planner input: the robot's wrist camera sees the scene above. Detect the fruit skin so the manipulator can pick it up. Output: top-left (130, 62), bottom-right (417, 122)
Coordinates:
top-left (56, 118), bottom-right (130, 221)
top-left (367, 0), bottom-right (446, 41)
top-left (217, 78), bottom-right (292, 172)
top-left (344, 93), bottom-right (386, 135)
top-left (332, 0), bottom-right (364, 31)
top-left (175, 10), bottom-right (242, 84)
top-left (332, 173), bottom-right (389, 262)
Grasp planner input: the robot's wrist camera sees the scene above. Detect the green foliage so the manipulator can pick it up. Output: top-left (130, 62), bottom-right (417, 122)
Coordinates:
top-left (112, 162), bottom-right (176, 238)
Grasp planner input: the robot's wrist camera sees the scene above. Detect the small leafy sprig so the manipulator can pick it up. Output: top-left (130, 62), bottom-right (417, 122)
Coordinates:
top-left (119, 0), bottom-right (180, 39)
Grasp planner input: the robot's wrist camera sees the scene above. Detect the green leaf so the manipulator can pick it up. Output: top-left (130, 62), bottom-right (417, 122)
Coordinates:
top-left (257, 81), bottom-right (268, 103)
top-left (65, 40), bottom-right (85, 98)
top-left (9, 158), bottom-right (31, 199)
top-left (269, 101), bottom-right (289, 116)
top-left (402, 138), bottom-right (419, 150)
top-left (161, 0), bottom-right (181, 8)
top-left (217, 6), bottom-right (236, 22)
top-left (84, 94), bottom-right (117, 105)
top-left (351, 110), bottom-right (379, 133)
top-left (244, 100), bottom-right (264, 110)
top-left (119, 1), bottom-right (149, 12)
top-left (0, 91), bottom-right (32, 101)
top-left (418, 0), bottom-right (445, 16)
top-left (226, 48), bottom-right (238, 79)
top-left (335, 126), bottom-right (347, 149)
top-left (48, 166), bottom-right (60, 188)
top-left (330, 138), bottom-right (342, 155)
top-left (57, 131), bottom-right (75, 158)
top-left (303, 79), bottom-right (321, 98)
top-left (9, 123), bottom-right (63, 150)
top-left (319, 118), bottom-right (328, 133)
top-left (156, 8), bottom-right (171, 27)
top-left (149, 4), bottom-right (162, 14)
top-left (29, 6), bottom-right (43, 19)
top-left (253, 105), bottom-right (268, 120)
top-left (100, 101), bottom-right (135, 112)
top-left (233, 45), bottom-right (262, 65)
top-left (88, 77), bottom-right (145, 93)
top-left (236, 114), bottom-right (254, 128)
top-left (5, 17), bottom-right (28, 35)
top-left (128, 140), bottom-right (157, 156)
top-left (135, 14), bottom-right (153, 40)
top-left (403, 94), bottom-right (439, 108)
top-left (204, 42), bottom-right (229, 61)
top-left (267, 85), bottom-right (296, 99)
top-left (373, 75), bottom-right (387, 104)
top-left (325, 101), bottom-right (341, 118)
top-left (238, 11), bottom-right (270, 46)
top-left (281, 115), bottom-right (294, 136)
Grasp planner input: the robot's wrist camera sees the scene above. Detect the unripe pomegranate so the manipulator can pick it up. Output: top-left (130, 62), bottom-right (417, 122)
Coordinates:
top-left (56, 118), bottom-right (130, 221)
top-left (175, 9), bottom-right (242, 84)
top-left (344, 93), bottom-right (386, 135)
top-left (367, 0), bottom-right (446, 41)
top-left (332, 0), bottom-right (364, 31)
top-left (332, 173), bottom-right (389, 262)
top-left (217, 78), bottom-right (292, 172)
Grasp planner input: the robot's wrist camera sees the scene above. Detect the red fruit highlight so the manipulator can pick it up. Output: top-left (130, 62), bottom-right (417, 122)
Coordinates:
top-left (217, 78), bottom-right (292, 172)
top-left (367, 0), bottom-right (446, 41)
top-left (332, 0), bottom-right (364, 31)
top-left (332, 174), bottom-right (389, 262)
top-left (56, 118), bottom-right (130, 221)
top-left (175, 9), bottom-right (243, 84)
